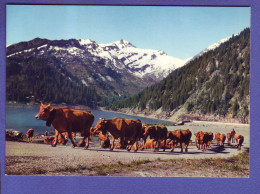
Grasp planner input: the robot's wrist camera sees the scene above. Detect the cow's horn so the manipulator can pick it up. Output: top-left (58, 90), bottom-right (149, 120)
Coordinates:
top-left (47, 104), bottom-right (51, 107)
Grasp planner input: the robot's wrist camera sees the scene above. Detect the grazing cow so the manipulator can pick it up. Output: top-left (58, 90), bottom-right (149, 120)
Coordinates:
top-left (35, 104), bottom-right (94, 149)
top-left (167, 129), bottom-right (192, 152)
top-left (235, 134), bottom-right (244, 150)
top-left (44, 131), bottom-right (76, 145)
top-left (90, 127), bottom-right (111, 149)
top-left (99, 132), bottom-right (111, 149)
top-left (231, 129), bottom-right (236, 143)
top-left (195, 131), bottom-right (211, 151)
top-left (26, 128), bottom-right (34, 142)
top-left (93, 117), bottom-right (142, 152)
top-left (141, 139), bottom-right (171, 149)
top-left (143, 125), bottom-right (168, 152)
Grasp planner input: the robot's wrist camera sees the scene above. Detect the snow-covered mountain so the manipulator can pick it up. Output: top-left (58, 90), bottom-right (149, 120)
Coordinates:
top-left (6, 38), bottom-right (187, 99)
top-left (7, 38), bottom-right (187, 80)
top-left (6, 35), bottom-right (236, 103)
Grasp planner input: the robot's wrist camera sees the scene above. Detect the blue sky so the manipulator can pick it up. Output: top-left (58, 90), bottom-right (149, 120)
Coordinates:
top-left (6, 5), bottom-right (250, 59)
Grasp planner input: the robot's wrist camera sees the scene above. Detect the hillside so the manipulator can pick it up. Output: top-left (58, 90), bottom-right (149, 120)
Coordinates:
top-left (6, 38), bottom-right (186, 106)
top-left (109, 28), bottom-right (250, 123)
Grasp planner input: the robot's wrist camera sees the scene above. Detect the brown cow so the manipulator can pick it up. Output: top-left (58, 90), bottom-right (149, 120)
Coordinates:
top-left (220, 133), bottom-right (226, 147)
top-left (99, 132), bottom-right (110, 148)
top-left (26, 128), bottom-right (34, 142)
top-left (139, 124), bottom-right (149, 150)
top-left (90, 127), bottom-right (111, 149)
top-left (215, 132), bottom-right (221, 146)
top-left (93, 117), bottom-right (142, 152)
top-left (235, 134), bottom-right (244, 150)
top-left (44, 131), bottom-right (76, 145)
top-left (207, 132), bottom-right (214, 147)
top-left (143, 125), bottom-right (168, 152)
top-left (141, 139), bottom-right (171, 149)
top-left (52, 130), bottom-right (76, 146)
top-left (167, 129), bottom-right (192, 152)
top-left (195, 131), bottom-right (211, 151)
top-left (35, 104), bottom-right (94, 149)
top-left (194, 132), bottom-right (200, 148)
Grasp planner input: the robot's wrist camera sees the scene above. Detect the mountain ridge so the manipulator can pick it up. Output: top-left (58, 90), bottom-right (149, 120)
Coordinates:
top-left (6, 37), bottom-right (186, 106)
top-left (109, 28), bottom-right (250, 123)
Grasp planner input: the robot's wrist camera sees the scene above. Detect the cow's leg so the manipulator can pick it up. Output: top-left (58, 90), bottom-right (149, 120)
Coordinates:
top-left (185, 144), bottom-right (188, 152)
top-left (141, 138), bottom-right (146, 150)
top-left (127, 141), bottom-right (133, 152)
top-left (68, 132), bottom-right (77, 148)
top-left (170, 141), bottom-right (175, 152)
top-left (171, 144), bottom-right (175, 152)
top-left (52, 129), bottom-right (59, 147)
top-left (163, 137), bottom-right (166, 152)
top-left (158, 140), bottom-right (161, 152)
top-left (153, 141), bottom-right (158, 152)
top-left (152, 140), bottom-right (156, 152)
top-left (180, 142), bottom-right (183, 152)
top-left (121, 136), bottom-right (126, 149)
top-left (134, 138), bottom-right (138, 152)
top-left (84, 136), bottom-right (90, 150)
top-left (185, 141), bottom-right (189, 152)
top-left (110, 136), bottom-right (115, 151)
top-left (197, 141), bottom-right (200, 150)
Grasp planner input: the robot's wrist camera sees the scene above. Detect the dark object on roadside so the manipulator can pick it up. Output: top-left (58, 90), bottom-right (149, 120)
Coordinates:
top-left (6, 129), bottom-right (23, 141)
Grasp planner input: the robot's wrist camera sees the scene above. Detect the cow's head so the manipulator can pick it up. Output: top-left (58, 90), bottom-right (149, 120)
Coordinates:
top-left (90, 127), bottom-right (101, 136)
top-left (94, 118), bottom-right (109, 135)
top-left (143, 125), bottom-right (155, 138)
top-left (35, 104), bottom-right (56, 126)
top-left (194, 131), bottom-right (201, 138)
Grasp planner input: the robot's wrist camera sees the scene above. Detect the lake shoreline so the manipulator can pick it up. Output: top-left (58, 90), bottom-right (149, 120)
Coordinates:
top-left (98, 107), bottom-right (250, 127)
top-left (6, 103), bottom-right (250, 132)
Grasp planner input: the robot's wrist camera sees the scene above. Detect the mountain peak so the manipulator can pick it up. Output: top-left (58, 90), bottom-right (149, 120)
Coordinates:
top-left (99, 39), bottom-right (136, 50)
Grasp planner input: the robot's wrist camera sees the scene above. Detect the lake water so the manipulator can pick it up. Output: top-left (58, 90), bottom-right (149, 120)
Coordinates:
top-left (5, 105), bottom-right (172, 134)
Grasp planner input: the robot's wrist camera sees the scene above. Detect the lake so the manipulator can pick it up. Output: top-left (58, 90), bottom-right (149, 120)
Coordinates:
top-left (6, 104), bottom-right (172, 134)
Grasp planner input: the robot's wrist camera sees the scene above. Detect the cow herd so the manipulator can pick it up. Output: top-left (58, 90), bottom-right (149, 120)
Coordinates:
top-left (34, 104), bottom-right (245, 153)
